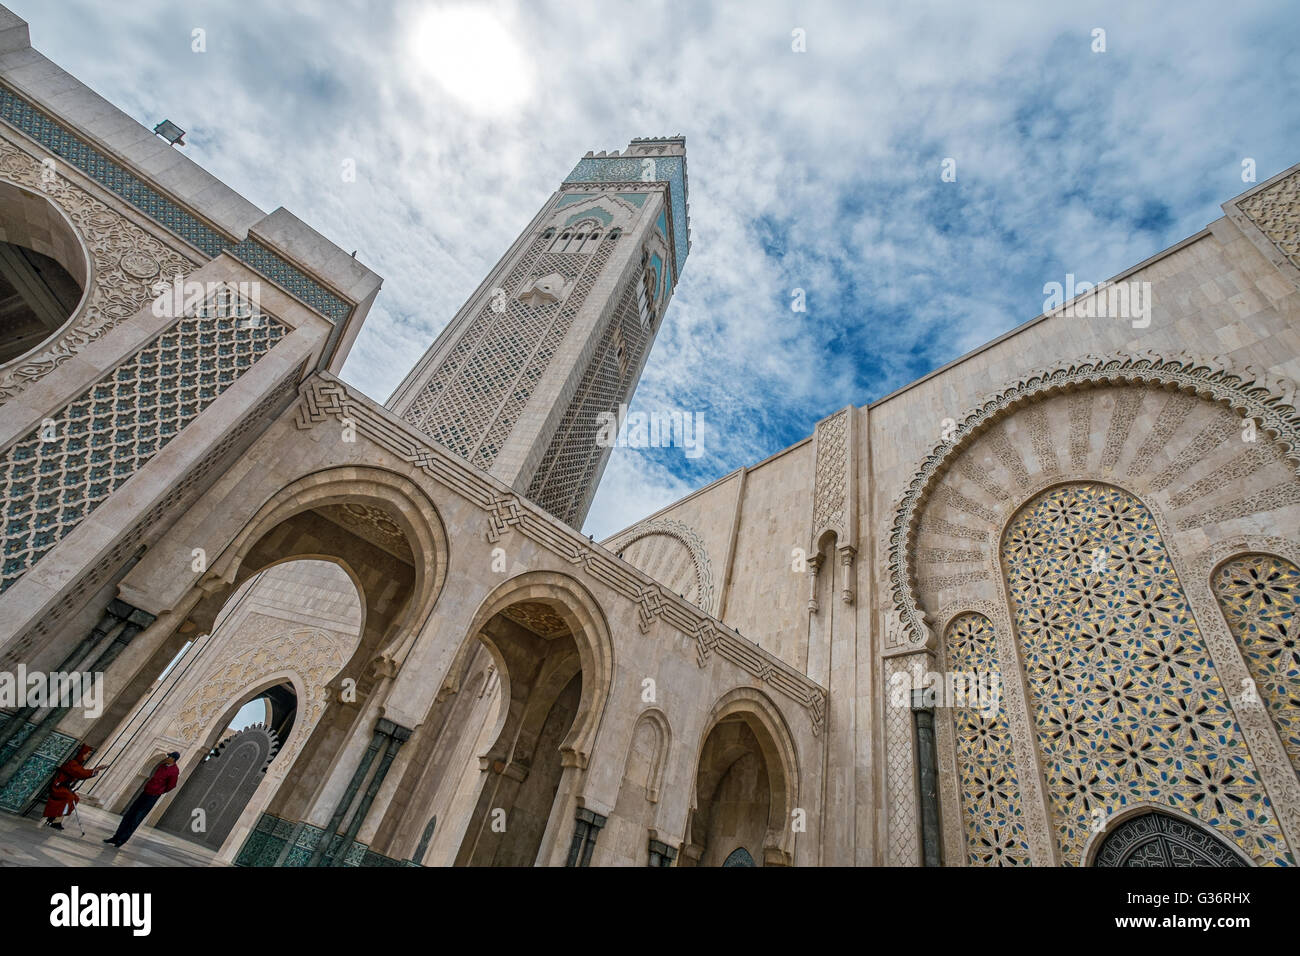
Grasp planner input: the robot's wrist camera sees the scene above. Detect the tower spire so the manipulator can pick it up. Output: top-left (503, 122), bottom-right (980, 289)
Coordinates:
top-left (387, 137), bottom-right (689, 527)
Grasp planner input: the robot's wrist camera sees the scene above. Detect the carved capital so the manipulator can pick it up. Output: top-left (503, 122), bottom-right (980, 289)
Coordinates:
top-left (838, 545), bottom-right (857, 605)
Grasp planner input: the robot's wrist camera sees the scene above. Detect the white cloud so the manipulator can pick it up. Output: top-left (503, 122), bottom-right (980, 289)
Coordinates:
top-left (12, 0), bottom-right (1297, 538)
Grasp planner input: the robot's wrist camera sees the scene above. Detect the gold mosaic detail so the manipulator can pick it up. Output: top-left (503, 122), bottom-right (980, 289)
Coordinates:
top-left (945, 612), bottom-right (1033, 865)
top-left (1002, 483), bottom-right (1292, 866)
top-left (1212, 554), bottom-right (1300, 776)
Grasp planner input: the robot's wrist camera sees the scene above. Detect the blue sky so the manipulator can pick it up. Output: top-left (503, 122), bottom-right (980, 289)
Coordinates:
top-left (14, 0), bottom-right (1299, 538)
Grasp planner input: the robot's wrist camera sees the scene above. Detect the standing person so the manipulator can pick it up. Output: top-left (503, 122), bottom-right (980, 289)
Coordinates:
top-left (103, 752), bottom-right (180, 848)
top-left (42, 744), bottom-right (106, 831)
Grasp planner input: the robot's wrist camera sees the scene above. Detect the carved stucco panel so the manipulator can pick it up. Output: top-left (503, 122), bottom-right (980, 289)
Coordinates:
top-left (0, 139), bottom-right (200, 401)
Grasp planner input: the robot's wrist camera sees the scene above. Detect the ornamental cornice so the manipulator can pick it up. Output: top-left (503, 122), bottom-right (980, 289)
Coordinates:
top-left (295, 373), bottom-right (827, 734)
top-left (888, 349), bottom-right (1300, 650)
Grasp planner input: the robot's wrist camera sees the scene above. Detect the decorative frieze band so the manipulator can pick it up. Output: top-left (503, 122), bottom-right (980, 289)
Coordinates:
top-left (888, 350), bottom-right (1300, 649)
top-left (294, 375), bottom-right (828, 734)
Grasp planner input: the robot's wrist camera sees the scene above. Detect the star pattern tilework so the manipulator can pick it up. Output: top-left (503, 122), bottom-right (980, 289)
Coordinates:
top-left (945, 612), bottom-right (1033, 865)
top-left (1001, 483), bottom-right (1292, 866)
top-left (1212, 554), bottom-right (1300, 776)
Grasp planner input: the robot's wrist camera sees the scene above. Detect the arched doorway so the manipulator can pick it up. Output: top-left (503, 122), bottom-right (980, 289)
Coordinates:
top-left (156, 682), bottom-right (297, 849)
top-left (723, 847), bottom-right (756, 867)
top-left (453, 599), bottom-right (586, 867)
top-left (1092, 811), bottom-right (1249, 867)
top-left (683, 691), bottom-right (798, 868)
top-left (375, 571), bottom-right (611, 867)
top-left (85, 558), bottom-right (364, 858)
top-left (686, 717), bottom-right (771, 866)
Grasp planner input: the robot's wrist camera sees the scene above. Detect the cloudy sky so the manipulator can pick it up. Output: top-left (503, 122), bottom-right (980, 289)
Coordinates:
top-left (15, 1), bottom-right (1298, 538)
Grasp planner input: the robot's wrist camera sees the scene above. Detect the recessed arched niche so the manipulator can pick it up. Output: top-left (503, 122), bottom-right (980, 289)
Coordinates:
top-left (0, 179), bottom-right (89, 366)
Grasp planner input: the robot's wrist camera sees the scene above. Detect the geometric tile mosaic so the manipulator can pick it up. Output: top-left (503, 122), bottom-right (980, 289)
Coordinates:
top-left (944, 612), bottom-right (1033, 865)
top-left (0, 712), bottom-right (78, 813)
top-left (565, 154), bottom-right (688, 278)
top-left (234, 811), bottom-right (416, 867)
top-left (1211, 553), bottom-right (1300, 776)
top-left (0, 312), bottom-right (285, 593)
top-left (1002, 483), bottom-right (1293, 866)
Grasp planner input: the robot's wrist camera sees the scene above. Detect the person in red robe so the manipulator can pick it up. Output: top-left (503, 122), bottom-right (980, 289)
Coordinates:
top-left (42, 744), bottom-right (105, 830)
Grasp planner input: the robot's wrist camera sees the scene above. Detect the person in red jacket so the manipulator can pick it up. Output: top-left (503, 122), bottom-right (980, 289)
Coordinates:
top-left (103, 752), bottom-right (180, 848)
top-left (42, 744), bottom-right (106, 830)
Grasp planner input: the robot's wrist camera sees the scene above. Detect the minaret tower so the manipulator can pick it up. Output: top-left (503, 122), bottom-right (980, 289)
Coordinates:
top-left (387, 136), bottom-right (690, 527)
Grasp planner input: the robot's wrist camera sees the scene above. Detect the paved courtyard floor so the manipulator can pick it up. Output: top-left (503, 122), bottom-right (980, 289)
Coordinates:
top-left (0, 804), bottom-right (219, 867)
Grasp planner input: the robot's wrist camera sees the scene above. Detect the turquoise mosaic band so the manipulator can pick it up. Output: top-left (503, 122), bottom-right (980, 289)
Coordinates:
top-left (235, 812), bottom-right (419, 867)
top-left (565, 154), bottom-right (689, 281)
top-left (0, 712), bottom-right (78, 813)
top-left (0, 82), bottom-right (351, 324)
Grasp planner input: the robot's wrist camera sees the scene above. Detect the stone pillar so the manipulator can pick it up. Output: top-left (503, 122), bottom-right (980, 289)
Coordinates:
top-left (838, 545), bottom-right (856, 605)
top-left (565, 806), bottom-right (606, 867)
top-left (325, 718), bottom-right (412, 866)
top-left (911, 690), bottom-right (941, 867)
top-left (0, 599), bottom-right (155, 791)
top-left (306, 722), bottom-right (386, 867)
top-left (820, 542), bottom-right (858, 866)
top-left (647, 837), bottom-right (677, 867)
top-left (806, 554), bottom-right (822, 614)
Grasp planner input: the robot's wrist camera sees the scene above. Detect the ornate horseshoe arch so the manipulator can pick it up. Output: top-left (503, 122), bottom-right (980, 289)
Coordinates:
top-left (888, 350), bottom-right (1300, 651)
top-left (606, 517), bottom-right (716, 614)
top-left (885, 350), bottom-right (1300, 866)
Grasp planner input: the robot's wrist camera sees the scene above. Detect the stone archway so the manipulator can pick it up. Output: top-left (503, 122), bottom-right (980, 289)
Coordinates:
top-left (888, 351), bottom-right (1300, 654)
top-left (84, 558), bottom-right (364, 859)
top-left (886, 352), bottom-right (1300, 867)
top-left (157, 722), bottom-right (282, 850)
top-left (90, 466), bottom-right (451, 834)
top-left (195, 465), bottom-right (449, 669)
top-left (682, 687), bottom-right (800, 867)
top-left (606, 518), bottom-right (716, 614)
top-left (445, 575), bottom-right (614, 867)
top-left (386, 571), bottom-right (614, 867)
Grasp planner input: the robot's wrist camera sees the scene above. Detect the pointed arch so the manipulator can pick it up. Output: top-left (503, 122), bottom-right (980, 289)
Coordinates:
top-left (999, 480), bottom-right (1292, 865)
top-left (689, 685), bottom-right (800, 865)
top-left (199, 465), bottom-right (449, 666)
top-left (625, 708), bottom-right (671, 804)
top-left (1210, 551), bottom-right (1300, 775)
top-left (453, 570), bottom-right (614, 769)
top-left (1082, 803), bottom-right (1254, 867)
